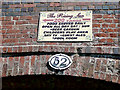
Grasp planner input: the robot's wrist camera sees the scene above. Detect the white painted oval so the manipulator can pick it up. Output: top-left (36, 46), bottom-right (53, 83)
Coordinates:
top-left (48, 54), bottom-right (72, 70)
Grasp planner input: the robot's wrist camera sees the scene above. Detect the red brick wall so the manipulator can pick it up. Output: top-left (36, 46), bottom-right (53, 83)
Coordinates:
top-left (0, 1), bottom-right (120, 84)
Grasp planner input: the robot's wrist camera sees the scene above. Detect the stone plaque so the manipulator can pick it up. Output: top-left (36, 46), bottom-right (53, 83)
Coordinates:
top-left (38, 11), bottom-right (92, 41)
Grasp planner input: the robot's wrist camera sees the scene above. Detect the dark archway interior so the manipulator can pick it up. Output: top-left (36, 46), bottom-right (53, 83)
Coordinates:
top-left (2, 74), bottom-right (120, 89)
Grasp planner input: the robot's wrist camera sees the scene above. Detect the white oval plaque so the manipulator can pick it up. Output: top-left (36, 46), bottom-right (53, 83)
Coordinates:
top-left (48, 54), bottom-right (72, 70)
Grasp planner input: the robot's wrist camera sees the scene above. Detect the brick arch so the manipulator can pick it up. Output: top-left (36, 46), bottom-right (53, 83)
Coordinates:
top-left (1, 48), bottom-right (120, 84)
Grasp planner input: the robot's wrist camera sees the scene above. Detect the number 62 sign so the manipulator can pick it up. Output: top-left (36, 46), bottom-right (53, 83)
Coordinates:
top-left (48, 54), bottom-right (72, 70)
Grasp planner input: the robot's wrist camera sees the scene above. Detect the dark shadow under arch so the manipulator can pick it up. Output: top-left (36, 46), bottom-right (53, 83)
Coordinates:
top-left (2, 74), bottom-right (120, 89)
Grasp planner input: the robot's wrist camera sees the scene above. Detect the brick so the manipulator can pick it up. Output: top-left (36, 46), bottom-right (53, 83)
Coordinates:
top-left (109, 5), bottom-right (117, 9)
top-left (47, 7), bottom-right (54, 11)
top-left (20, 56), bottom-right (24, 68)
top-left (118, 76), bottom-right (120, 84)
top-left (2, 9), bottom-right (8, 12)
top-left (2, 47), bottom-right (7, 53)
top-left (114, 29), bottom-right (119, 32)
top-left (114, 19), bottom-right (119, 23)
top-left (94, 33), bottom-right (108, 37)
top-left (55, 7), bottom-right (61, 11)
top-left (105, 74), bottom-right (111, 81)
top-left (16, 21), bottom-right (28, 25)
top-left (24, 4), bottom-right (36, 7)
top-left (20, 16), bottom-right (32, 20)
top-left (2, 17), bottom-right (11, 21)
top-left (95, 6), bottom-right (102, 9)
top-left (31, 56), bottom-right (35, 66)
top-left (112, 75), bottom-right (118, 83)
top-left (113, 48), bottom-right (119, 54)
top-left (85, 47), bottom-right (91, 53)
top-left (107, 29), bottom-right (114, 32)
top-left (7, 47), bottom-right (12, 53)
top-left (88, 65), bottom-right (94, 77)
top-left (24, 62), bottom-right (30, 75)
top-left (101, 65), bottom-right (106, 72)
top-left (100, 73), bottom-right (105, 80)
top-left (28, 7), bottom-right (33, 12)
top-left (40, 8), bottom-right (47, 11)
top-left (6, 30), bottom-right (20, 34)
top-left (106, 38), bottom-right (114, 43)
top-left (104, 19), bottom-right (112, 23)
top-left (36, 3), bottom-right (48, 7)
top-left (28, 20), bottom-right (38, 24)
top-left (110, 33), bottom-right (117, 37)
top-left (81, 6), bottom-right (88, 10)
top-left (2, 38), bottom-right (19, 43)
top-left (2, 64), bottom-right (7, 77)
top-left (2, 5), bottom-right (9, 8)
top-left (74, 6), bottom-right (80, 10)
top-left (13, 16), bottom-right (19, 20)
top-left (103, 6), bottom-right (109, 9)
top-left (118, 24), bottom-right (120, 27)
top-left (21, 8), bottom-right (27, 12)
top-left (94, 72), bottom-right (99, 79)
top-left (10, 4), bottom-right (23, 8)
top-left (93, 14), bottom-right (102, 18)
top-left (88, 6), bottom-right (95, 9)
top-left (103, 15), bottom-right (114, 18)
top-left (99, 39), bottom-right (106, 42)
top-left (8, 9), bottom-right (13, 12)
top-left (109, 24), bottom-right (116, 28)
top-left (50, 2), bottom-right (60, 7)
top-left (93, 24), bottom-right (100, 28)
top-left (115, 10), bottom-right (120, 14)
top-left (95, 59), bottom-right (101, 71)
top-left (102, 24), bottom-right (108, 28)
top-left (14, 8), bottom-right (21, 12)
top-left (2, 21), bottom-right (14, 25)
top-left (107, 11), bottom-right (114, 14)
